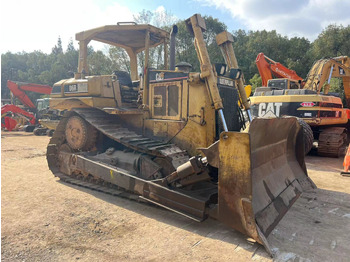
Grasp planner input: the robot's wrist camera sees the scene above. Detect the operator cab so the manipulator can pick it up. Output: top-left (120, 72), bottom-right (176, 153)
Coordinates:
top-left (267, 79), bottom-right (300, 89)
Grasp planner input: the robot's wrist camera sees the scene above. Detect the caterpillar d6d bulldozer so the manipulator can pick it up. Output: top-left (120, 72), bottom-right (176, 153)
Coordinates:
top-left (46, 14), bottom-right (350, 258)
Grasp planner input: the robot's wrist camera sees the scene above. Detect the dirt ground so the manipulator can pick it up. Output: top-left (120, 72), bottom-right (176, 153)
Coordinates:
top-left (2, 132), bottom-right (350, 262)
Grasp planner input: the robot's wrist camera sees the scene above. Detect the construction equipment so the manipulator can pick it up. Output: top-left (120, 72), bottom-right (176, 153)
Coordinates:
top-left (46, 14), bottom-right (350, 258)
top-left (7, 80), bottom-right (52, 109)
top-left (32, 98), bottom-right (62, 136)
top-left (5, 80), bottom-right (53, 132)
top-left (251, 55), bottom-right (350, 157)
top-left (1, 104), bottom-right (36, 131)
top-left (256, 52), bottom-right (304, 87)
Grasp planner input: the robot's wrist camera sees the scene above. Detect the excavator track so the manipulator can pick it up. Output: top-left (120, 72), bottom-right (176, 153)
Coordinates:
top-left (318, 127), bottom-right (347, 157)
top-left (47, 107), bottom-right (189, 191)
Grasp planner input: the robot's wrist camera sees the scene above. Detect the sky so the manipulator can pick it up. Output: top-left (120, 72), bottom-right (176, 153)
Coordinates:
top-left (1, 0), bottom-right (349, 54)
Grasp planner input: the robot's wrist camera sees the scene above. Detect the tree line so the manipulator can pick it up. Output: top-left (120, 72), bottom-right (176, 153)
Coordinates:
top-left (2, 10), bottom-right (349, 103)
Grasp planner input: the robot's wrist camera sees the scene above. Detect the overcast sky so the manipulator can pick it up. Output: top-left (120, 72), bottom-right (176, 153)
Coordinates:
top-left (1, 0), bottom-right (349, 54)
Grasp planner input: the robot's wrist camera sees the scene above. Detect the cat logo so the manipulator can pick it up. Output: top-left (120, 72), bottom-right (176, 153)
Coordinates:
top-left (258, 102), bottom-right (282, 117)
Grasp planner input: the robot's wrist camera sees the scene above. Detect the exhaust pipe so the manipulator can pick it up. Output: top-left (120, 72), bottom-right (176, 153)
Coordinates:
top-left (169, 25), bottom-right (178, 70)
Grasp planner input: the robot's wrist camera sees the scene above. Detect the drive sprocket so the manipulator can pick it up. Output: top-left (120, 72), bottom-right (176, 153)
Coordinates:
top-left (65, 115), bottom-right (97, 151)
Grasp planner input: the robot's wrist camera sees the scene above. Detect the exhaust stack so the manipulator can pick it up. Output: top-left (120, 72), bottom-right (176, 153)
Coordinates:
top-left (169, 25), bottom-right (178, 70)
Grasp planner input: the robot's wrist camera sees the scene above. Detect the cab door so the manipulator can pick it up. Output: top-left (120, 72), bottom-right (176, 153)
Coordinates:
top-left (150, 81), bottom-right (182, 120)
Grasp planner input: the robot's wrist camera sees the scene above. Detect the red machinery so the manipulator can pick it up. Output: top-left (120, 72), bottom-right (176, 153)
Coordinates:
top-left (1, 104), bottom-right (36, 131)
top-left (7, 80), bottom-right (52, 109)
top-left (2, 80), bottom-right (52, 131)
top-left (255, 52), bottom-right (304, 86)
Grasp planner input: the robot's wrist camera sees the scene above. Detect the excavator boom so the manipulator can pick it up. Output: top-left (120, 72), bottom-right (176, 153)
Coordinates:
top-left (303, 56), bottom-right (350, 103)
top-left (256, 52), bottom-right (303, 86)
top-left (7, 80), bottom-right (52, 109)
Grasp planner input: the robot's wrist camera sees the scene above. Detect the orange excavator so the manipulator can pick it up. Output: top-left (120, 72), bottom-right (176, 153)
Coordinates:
top-left (2, 80), bottom-right (52, 131)
top-left (256, 52), bottom-right (304, 87)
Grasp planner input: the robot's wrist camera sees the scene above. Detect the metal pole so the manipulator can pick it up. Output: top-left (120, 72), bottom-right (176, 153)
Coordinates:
top-left (218, 109), bottom-right (228, 132)
top-left (246, 109), bottom-right (253, 122)
top-left (327, 65), bottom-right (334, 84)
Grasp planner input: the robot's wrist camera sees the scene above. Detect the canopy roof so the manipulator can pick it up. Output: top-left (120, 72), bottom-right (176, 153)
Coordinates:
top-left (75, 23), bottom-right (169, 53)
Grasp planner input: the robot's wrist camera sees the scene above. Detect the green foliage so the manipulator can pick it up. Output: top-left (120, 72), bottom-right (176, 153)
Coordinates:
top-left (87, 51), bottom-right (112, 75)
top-left (175, 15), bottom-right (226, 72)
top-left (311, 24), bottom-right (350, 59)
top-left (233, 30), bottom-right (312, 81)
top-left (249, 74), bottom-right (262, 93)
top-left (51, 37), bottom-right (63, 55)
top-left (328, 78), bottom-right (346, 105)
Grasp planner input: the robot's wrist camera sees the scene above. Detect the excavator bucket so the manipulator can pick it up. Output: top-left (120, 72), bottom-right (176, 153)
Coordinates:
top-left (217, 117), bottom-right (315, 252)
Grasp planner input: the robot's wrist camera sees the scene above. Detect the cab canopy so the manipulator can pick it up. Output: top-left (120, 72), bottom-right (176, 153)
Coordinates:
top-left (75, 23), bottom-right (170, 80)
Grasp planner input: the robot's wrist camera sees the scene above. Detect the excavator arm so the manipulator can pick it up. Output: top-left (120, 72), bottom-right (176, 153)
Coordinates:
top-left (7, 80), bottom-right (52, 109)
top-left (1, 105), bottom-right (36, 131)
top-left (303, 56), bottom-right (350, 105)
top-left (256, 53), bottom-right (303, 86)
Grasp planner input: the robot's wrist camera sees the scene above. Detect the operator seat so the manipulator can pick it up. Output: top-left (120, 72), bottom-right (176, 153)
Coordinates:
top-left (113, 71), bottom-right (139, 105)
top-left (113, 71), bottom-right (132, 87)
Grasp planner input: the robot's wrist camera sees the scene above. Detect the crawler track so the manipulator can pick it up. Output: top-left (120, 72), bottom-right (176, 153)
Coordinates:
top-left (47, 107), bottom-right (189, 193)
top-left (318, 127), bottom-right (347, 157)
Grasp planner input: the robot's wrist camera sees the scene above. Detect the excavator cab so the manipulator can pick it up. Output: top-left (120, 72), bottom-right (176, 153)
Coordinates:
top-left (47, 14), bottom-right (315, 255)
top-left (267, 78), bottom-right (300, 89)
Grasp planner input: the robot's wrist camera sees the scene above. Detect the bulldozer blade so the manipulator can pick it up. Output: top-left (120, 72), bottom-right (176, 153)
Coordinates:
top-left (217, 117), bottom-right (315, 252)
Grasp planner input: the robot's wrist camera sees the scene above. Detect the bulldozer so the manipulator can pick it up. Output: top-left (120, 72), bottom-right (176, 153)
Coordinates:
top-left (46, 14), bottom-right (350, 258)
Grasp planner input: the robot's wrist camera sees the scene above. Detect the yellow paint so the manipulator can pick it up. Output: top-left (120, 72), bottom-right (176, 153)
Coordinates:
top-left (250, 94), bottom-right (342, 104)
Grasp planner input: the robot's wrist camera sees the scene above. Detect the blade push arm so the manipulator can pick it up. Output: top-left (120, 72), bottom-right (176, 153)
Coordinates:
top-left (185, 14), bottom-right (228, 131)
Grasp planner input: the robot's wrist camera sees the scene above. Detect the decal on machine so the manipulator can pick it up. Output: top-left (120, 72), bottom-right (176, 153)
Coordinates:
top-left (64, 83), bottom-right (88, 93)
top-left (301, 102), bottom-right (315, 107)
top-left (258, 102), bottom-right (282, 117)
top-left (218, 78), bottom-right (234, 87)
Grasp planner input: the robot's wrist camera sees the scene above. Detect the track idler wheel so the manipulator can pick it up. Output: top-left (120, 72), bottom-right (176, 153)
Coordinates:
top-left (65, 115), bottom-right (97, 151)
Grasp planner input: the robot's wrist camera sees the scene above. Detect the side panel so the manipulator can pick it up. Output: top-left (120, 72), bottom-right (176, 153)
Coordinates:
top-left (250, 95), bottom-right (348, 126)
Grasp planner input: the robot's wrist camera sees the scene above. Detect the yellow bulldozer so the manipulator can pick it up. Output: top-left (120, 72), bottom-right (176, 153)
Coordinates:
top-left (46, 14), bottom-right (350, 259)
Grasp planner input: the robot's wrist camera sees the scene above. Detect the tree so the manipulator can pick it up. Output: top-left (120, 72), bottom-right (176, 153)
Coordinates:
top-left (109, 47), bottom-right (130, 73)
top-left (284, 37), bottom-right (312, 78)
top-left (133, 9), bottom-right (153, 24)
top-left (66, 39), bottom-right (75, 52)
top-left (175, 15), bottom-right (226, 72)
top-left (311, 24), bottom-right (350, 59)
top-left (52, 37), bottom-right (63, 55)
top-left (249, 74), bottom-right (262, 93)
top-left (87, 50), bottom-right (112, 75)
